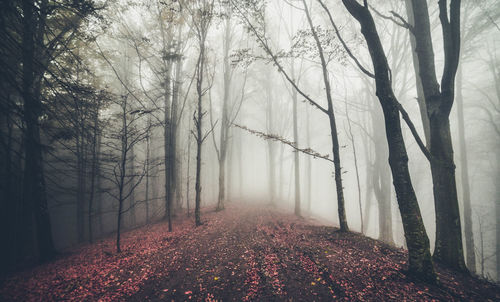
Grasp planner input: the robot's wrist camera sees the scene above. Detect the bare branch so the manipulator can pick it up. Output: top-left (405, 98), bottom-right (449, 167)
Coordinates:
top-left (233, 123), bottom-right (333, 163)
top-left (316, 0), bottom-right (375, 78)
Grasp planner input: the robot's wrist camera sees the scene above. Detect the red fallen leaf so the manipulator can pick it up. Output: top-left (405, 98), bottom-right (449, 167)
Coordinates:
top-left (185, 291), bottom-right (192, 295)
top-left (162, 289), bottom-right (169, 292)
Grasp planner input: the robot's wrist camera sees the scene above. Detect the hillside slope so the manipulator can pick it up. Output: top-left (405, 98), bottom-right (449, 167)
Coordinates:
top-left (1, 204), bottom-right (499, 301)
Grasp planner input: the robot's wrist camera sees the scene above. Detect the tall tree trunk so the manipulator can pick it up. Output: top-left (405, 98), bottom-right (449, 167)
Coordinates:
top-left (238, 125), bottom-right (243, 199)
top-left (116, 185), bottom-right (124, 254)
top-left (128, 143), bottom-right (136, 228)
top-left (217, 12), bottom-right (232, 211)
top-left (76, 134), bottom-right (85, 242)
top-left (96, 133), bottom-right (103, 235)
top-left (116, 101), bottom-right (128, 253)
top-left (88, 100), bottom-right (101, 243)
top-left (164, 61), bottom-right (173, 231)
top-left (370, 100), bottom-right (394, 245)
top-left (20, 0), bottom-right (55, 263)
top-left (405, 0), bottom-right (466, 271)
top-left (496, 150), bottom-right (500, 281)
top-left (226, 130), bottom-right (234, 202)
top-left (404, 0), bottom-right (431, 146)
top-left (186, 131), bottom-right (191, 217)
top-left (171, 43), bottom-right (182, 215)
top-left (456, 63), bottom-right (475, 272)
top-left (266, 79), bottom-right (276, 205)
top-left (306, 105), bottom-right (312, 212)
top-left (345, 101), bottom-right (363, 232)
top-left (292, 72), bottom-right (301, 216)
top-left (277, 142), bottom-right (284, 201)
top-left (194, 34), bottom-right (207, 227)
top-left (342, 0), bottom-right (435, 281)
top-left (303, 0), bottom-right (347, 231)
top-left (145, 117), bottom-right (151, 224)
top-left (0, 96), bottom-right (16, 272)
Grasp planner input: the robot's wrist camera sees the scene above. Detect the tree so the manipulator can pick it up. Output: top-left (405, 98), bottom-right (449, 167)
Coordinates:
top-left (404, 0), bottom-right (466, 271)
top-left (213, 3), bottom-right (246, 211)
top-left (339, 0), bottom-right (436, 281)
top-left (12, 0), bottom-right (98, 266)
top-left (101, 94), bottom-right (150, 253)
top-left (233, 0), bottom-right (349, 230)
top-left (188, 0), bottom-right (215, 226)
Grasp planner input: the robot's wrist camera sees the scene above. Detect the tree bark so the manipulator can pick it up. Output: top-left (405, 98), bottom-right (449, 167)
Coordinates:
top-left (404, 0), bottom-right (431, 146)
top-left (342, 0), bottom-right (435, 281)
top-left (496, 150), bottom-right (500, 281)
top-left (406, 0), bottom-right (466, 271)
top-left (20, 0), bottom-right (55, 263)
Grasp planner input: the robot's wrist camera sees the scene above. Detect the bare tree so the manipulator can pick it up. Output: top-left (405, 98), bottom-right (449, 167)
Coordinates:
top-left (102, 95), bottom-right (150, 253)
top-left (404, 0), bottom-right (466, 271)
top-left (232, 0), bottom-right (349, 231)
top-left (187, 0), bottom-right (216, 226)
top-left (339, 0), bottom-right (436, 281)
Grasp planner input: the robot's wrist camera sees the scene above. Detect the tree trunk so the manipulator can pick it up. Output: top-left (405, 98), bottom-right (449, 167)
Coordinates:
top-left (96, 133), bottom-right (103, 235)
top-left (145, 117), bottom-right (151, 224)
top-left (171, 44), bottom-right (182, 215)
top-left (128, 142), bottom-right (136, 228)
top-left (76, 134), bottom-right (85, 242)
top-left (217, 13), bottom-right (232, 211)
top-left (371, 101), bottom-right (394, 245)
top-left (238, 126), bottom-right (243, 199)
top-left (266, 79), bottom-right (276, 206)
top-left (303, 0), bottom-right (347, 231)
top-left (0, 94), bottom-right (17, 272)
top-left (186, 130), bottom-right (191, 217)
top-left (116, 101), bottom-right (128, 253)
top-left (226, 130), bottom-right (234, 202)
top-left (404, 0), bottom-right (431, 146)
top-left (496, 150), bottom-right (500, 281)
top-left (342, 0), bottom-right (435, 281)
top-left (20, 0), bottom-right (55, 263)
top-left (88, 100), bottom-right (101, 243)
top-left (292, 73), bottom-right (301, 216)
top-left (164, 60), bottom-right (173, 231)
top-left (456, 63), bottom-right (475, 272)
top-left (194, 34), bottom-right (207, 227)
top-left (116, 189), bottom-right (124, 254)
top-left (406, 0), bottom-right (466, 271)
top-left (306, 104), bottom-right (312, 212)
top-left (345, 101), bottom-right (363, 232)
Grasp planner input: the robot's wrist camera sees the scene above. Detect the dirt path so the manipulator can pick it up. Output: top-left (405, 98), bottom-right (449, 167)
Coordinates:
top-left (128, 205), bottom-right (499, 301)
top-left (1, 203), bottom-right (499, 301)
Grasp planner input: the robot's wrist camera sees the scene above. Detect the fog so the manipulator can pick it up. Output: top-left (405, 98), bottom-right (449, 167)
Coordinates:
top-left (1, 0), bottom-right (499, 283)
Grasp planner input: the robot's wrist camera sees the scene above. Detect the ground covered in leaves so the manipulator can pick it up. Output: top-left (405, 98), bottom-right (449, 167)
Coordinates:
top-left (1, 204), bottom-right (499, 301)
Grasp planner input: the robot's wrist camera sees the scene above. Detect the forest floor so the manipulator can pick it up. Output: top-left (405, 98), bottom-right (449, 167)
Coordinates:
top-left (1, 203), bottom-right (499, 301)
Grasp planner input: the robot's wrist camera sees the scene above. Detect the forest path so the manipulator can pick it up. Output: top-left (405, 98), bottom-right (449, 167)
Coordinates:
top-left (129, 204), bottom-right (498, 301)
top-left (1, 203), bottom-right (499, 301)
top-left (130, 205), bottom-right (344, 301)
